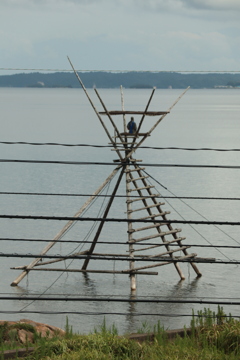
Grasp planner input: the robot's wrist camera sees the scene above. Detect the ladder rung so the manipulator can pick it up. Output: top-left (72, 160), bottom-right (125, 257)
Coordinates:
top-left (129, 185), bottom-right (155, 192)
top-left (109, 142), bottom-right (138, 145)
top-left (147, 245), bottom-right (191, 259)
top-left (139, 212), bottom-right (170, 220)
top-left (126, 194), bottom-right (160, 203)
top-left (124, 167), bottom-right (145, 173)
top-left (129, 223), bottom-right (163, 233)
top-left (131, 229), bottom-right (182, 243)
top-left (130, 202), bottom-right (165, 213)
top-left (111, 149), bottom-right (136, 151)
top-left (134, 244), bottom-right (163, 252)
top-left (133, 236), bottom-right (186, 252)
top-left (127, 176), bottom-right (149, 183)
top-left (130, 253), bottom-right (197, 272)
top-left (112, 135), bottom-right (139, 138)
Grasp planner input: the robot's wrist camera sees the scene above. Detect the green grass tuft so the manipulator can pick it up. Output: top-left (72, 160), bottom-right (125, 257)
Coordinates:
top-left (2, 309), bottom-right (240, 359)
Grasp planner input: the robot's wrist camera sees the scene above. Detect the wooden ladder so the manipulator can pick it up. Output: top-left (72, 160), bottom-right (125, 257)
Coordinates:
top-left (124, 161), bottom-right (201, 288)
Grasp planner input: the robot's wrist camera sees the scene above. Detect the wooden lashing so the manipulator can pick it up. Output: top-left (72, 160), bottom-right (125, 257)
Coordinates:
top-left (10, 58), bottom-right (201, 289)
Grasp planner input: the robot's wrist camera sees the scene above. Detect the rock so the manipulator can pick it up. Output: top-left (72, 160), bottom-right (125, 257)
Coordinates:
top-left (18, 329), bottom-right (34, 344)
top-left (19, 319), bottom-right (65, 338)
top-left (0, 319), bottom-right (65, 344)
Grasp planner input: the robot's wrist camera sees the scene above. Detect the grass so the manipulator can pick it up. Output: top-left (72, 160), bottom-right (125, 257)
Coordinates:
top-left (0, 321), bottom-right (37, 352)
top-left (2, 308), bottom-right (240, 359)
top-left (0, 321), bottom-right (60, 355)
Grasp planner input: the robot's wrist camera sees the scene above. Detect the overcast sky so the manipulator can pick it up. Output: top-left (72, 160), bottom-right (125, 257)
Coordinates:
top-left (1, 0), bottom-right (240, 74)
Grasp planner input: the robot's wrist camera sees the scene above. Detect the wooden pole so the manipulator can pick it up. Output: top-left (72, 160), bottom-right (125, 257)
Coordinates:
top-left (11, 250), bottom-right (90, 268)
top-left (128, 165), bottom-right (185, 280)
top-left (94, 88), bottom-right (124, 144)
top-left (14, 268), bottom-right (158, 275)
top-left (124, 87), bottom-right (190, 161)
top-left (126, 163), bottom-right (137, 291)
top-left (133, 164), bottom-right (202, 277)
top-left (81, 166), bottom-right (125, 270)
top-left (132, 87), bottom-right (156, 142)
top-left (120, 86), bottom-right (127, 133)
top-left (67, 57), bottom-right (123, 161)
top-left (129, 254), bottom-right (197, 272)
top-left (10, 165), bottom-right (121, 286)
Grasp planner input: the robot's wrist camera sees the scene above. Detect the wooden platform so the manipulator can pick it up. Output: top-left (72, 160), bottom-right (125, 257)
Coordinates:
top-left (99, 110), bottom-right (169, 116)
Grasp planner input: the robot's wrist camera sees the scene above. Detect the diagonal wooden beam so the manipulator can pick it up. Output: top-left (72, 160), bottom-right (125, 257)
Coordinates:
top-left (10, 165), bottom-right (122, 286)
top-left (124, 87), bottom-right (190, 161)
top-left (132, 87), bottom-right (156, 143)
top-left (133, 164), bottom-right (202, 278)
top-left (147, 86), bottom-right (190, 135)
top-left (128, 164), bottom-right (185, 280)
top-left (82, 166), bottom-right (125, 270)
top-left (120, 86), bottom-right (127, 133)
top-left (94, 88), bottom-right (125, 144)
top-left (67, 57), bottom-right (123, 161)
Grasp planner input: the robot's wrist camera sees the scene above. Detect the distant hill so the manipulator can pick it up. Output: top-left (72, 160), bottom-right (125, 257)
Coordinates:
top-left (1, 72), bottom-right (240, 89)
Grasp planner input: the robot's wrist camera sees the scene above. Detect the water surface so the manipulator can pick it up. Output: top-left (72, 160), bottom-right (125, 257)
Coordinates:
top-left (0, 87), bottom-right (240, 333)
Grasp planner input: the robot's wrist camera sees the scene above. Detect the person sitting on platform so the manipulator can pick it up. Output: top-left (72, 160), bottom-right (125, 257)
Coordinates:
top-left (127, 117), bottom-right (137, 134)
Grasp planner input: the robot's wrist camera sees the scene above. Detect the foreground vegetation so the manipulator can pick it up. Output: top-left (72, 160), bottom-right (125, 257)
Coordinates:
top-left (1, 307), bottom-right (240, 359)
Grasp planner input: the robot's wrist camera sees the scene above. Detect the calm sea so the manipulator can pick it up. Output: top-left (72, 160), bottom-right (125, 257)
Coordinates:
top-left (0, 87), bottom-right (240, 334)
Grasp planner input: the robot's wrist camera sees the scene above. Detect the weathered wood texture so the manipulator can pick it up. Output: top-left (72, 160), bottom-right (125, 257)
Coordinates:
top-left (99, 110), bottom-right (169, 116)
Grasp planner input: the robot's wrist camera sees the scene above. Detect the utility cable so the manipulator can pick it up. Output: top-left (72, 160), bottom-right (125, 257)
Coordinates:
top-left (143, 170), bottom-right (236, 259)
top-left (4, 296), bottom-right (240, 306)
top-left (64, 175), bottom-right (112, 256)
top-left (0, 214), bottom-right (240, 225)
top-left (1, 159), bottom-right (240, 169)
top-left (3, 292), bottom-right (240, 300)
top-left (55, 172), bottom-right (114, 243)
top-left (1, 191), bottom-right (240, 201)
top-left (19, 176), bottom-right (114, 312)
top-left (1, 141), bottom-right (240, 152)
top-left (0, 310), bottom-right (239, 318)
top-left (3, 292), bottom-right (240, 301)
top-left (140, 172), bottom-right (226, 259)
top-left (146, 170), bottom-right (240, 253)
top-left (2, 237), bottom-right (240, 249)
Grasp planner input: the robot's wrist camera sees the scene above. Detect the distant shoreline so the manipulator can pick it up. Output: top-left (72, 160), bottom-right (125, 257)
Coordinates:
top-left (1, 71), bottom-right (240, 89)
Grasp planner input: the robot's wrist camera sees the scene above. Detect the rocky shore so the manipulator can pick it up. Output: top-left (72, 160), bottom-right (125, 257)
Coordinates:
top-left (0, 319), bottom-right (65, 344)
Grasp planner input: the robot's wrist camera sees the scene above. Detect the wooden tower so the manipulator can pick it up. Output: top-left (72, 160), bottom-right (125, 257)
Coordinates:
top-left (11, 59), bottom-right (201, 289)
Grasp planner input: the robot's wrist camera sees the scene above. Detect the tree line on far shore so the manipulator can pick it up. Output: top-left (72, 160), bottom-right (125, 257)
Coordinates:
top-left (1, 71), bottom-right (240, 89)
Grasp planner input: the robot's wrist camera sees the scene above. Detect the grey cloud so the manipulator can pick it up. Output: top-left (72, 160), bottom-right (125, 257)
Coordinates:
top-left (132, 0), bottom-right (240, 12)
top-left (1, 0), bottom-right (101, 6)
top-left (3, 0), bottom-right (240, 11)
top-left (182, 0), bottom-right (240, 11)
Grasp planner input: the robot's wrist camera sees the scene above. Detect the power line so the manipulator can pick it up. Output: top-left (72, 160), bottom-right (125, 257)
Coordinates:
top-left (17, 175), bottom-right (116, 312)
top-left (3, 292), bottom-right (240, 301)
top-left (1, 296), bottom-right (240, 306)
top-left (1, 141), bottom-right (240, 152)
top-left (1, 191), bottom-right (239, 201)
top-left (0, 214), bottom-right (240, 225)
top-left (1, 237), bottom-right (240, 249)
top-left (1, 292), bottom-right (240, 300)
top-left (1, 159), bottom-right (240, 169)
top-left (0, 310), bottom-right (238, 318)
top-left (0, 141), bottom-right (112, 148)
top-left (0, 191), bottom-right (142, 198)
top-left (144, 170), bottom-right (240, 256)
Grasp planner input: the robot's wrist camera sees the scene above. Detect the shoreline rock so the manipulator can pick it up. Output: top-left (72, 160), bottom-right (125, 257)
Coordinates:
top-left (0, 319), bottom-right (65, 344)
